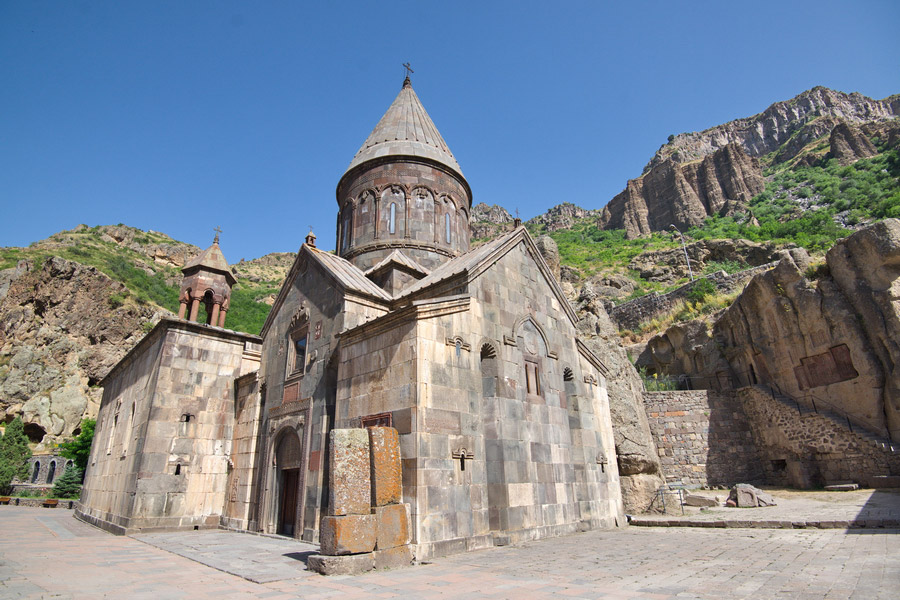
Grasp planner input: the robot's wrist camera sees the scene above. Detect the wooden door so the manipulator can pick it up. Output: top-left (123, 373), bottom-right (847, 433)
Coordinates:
top-left (279, 469), bottom-right (299, 536)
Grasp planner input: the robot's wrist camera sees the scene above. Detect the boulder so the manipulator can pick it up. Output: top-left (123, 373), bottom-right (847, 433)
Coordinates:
top-left (727, 484), bottom-right (776, 508)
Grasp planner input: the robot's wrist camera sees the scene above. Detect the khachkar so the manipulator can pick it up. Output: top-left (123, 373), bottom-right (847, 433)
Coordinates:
top-left (308, 427), bottom-right (413, 575)
top-left (177, 229), bottom-right (236, 327)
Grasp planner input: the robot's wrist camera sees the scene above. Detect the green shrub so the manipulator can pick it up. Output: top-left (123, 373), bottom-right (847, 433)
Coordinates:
top-left (686, 278), bottom-right (716, 303)
top-left (0, 418), bottom-right (32, 494)
top-left (51, 465), bottom-right (83, 499)
top-left (59, 418), bottom-right (95, 479)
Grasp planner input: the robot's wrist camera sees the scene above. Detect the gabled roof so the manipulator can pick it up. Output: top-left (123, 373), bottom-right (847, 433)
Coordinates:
top-left (343, 77), bottom-right (464, 180)
top-left (259, 244), bottom-right (391, 338)
top-left (307, 247), bottom-right (393, 302)
top-left (183, 242), bottom-right (236, 285)
top-left (395, 226), bottom-right (580, 325)
top-left (364, 249), bottom-right (431, 278)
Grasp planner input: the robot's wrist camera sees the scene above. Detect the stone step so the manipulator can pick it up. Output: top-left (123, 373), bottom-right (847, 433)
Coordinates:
top-left (824, 483), bottom-right (859, 491)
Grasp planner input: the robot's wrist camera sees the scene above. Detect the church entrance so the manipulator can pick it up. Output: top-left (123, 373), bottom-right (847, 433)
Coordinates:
top-left (273, 429), bottom-right (303, 537)
top-left (279, 469), bottom-right (300, 536)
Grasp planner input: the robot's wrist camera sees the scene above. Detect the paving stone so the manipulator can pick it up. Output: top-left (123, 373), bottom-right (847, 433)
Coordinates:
top-left (373, 545), bottom-right (414, 570)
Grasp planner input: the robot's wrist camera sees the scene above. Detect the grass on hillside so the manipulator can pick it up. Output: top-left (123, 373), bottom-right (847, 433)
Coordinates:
top-left (0, 231), bottom-right (277, 336)
top-left (687, 149), bottom-right (900, 250)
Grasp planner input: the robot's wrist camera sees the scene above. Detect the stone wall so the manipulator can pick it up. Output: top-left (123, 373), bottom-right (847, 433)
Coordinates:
top-left (609, 264), bottom-right (774, 332)
top-left (77, 319), bottom-right (260, 535)
top-left (643, 390), bottom-right (763, 487)
top-left (23, 454), bottom-right (73, 486)
top-left (737, 386), bottom-right (900, 488)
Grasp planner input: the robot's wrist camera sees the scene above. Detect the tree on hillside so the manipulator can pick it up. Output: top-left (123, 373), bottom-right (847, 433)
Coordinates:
top-left (0, 417), bottom-right (33, 494)
top-left (51, 465), bottom-right (83, 499)
top-left (59, 418), bottom-right (95, 482)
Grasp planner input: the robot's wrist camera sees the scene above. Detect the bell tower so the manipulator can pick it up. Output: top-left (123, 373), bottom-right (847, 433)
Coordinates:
top-left (335, 75), bottom-right (473, 272)
top-left (177, 230), bottom-right (237, 328)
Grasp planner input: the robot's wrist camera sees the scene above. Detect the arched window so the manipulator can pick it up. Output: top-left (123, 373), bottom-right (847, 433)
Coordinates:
top-left (480, 343), bottom-right (498, 397)
top-left (31, 462), bottom-right (40, 483)
top-left (340, 207), bottom-right (351, 252)
top-left (390, 203), bottom-right (397, 234)
top-left (47, 461), bottom-right (56, 484)
top-left (445, 212), bottom-right (451, 243)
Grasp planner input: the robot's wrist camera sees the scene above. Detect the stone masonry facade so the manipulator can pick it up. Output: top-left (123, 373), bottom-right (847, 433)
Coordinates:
top-left (643, 390), bottom-right (763, 487)
top-left (643, 387), bottom-right (900, 489)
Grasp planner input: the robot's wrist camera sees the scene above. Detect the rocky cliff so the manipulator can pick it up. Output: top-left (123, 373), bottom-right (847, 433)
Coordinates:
top-left (470, 203), bottom-right (513, 240)
top-left (600, 88), bottom-right (899, 238)
top-left (0, 257), bottom-right (163, 448)
top-left (640, 219), bottom-right (900, 442)
top-left (646, 87), bottom-right (899, 171)
top-left (598, 143), bottom-right (765, 238)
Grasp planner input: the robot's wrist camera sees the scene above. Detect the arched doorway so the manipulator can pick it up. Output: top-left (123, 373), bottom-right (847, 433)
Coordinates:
top-left (274, 430), bottom-right (303, 537)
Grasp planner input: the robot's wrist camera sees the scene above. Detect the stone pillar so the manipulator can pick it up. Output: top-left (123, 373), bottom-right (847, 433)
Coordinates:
top-left (210, 302), bottom-right (221, 327)
top-left (188, 298), bottom-right (200, 322)
top-left (218, 309), bottom-right (227, 328)
top-left (310, 427), bottom-right (412, 575)
top-left (178, 301), bottom-right (187, 319)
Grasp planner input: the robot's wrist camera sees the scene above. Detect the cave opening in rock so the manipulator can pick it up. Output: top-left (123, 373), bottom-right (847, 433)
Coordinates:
top-left (23, 422), bottom-right (46, 444)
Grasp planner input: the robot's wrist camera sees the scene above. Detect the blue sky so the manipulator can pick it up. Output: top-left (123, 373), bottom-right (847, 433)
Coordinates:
top-left (2, 1), bottom-right (898, 261)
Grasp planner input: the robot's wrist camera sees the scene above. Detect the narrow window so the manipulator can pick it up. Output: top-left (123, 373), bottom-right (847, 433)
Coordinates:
top-left (445, 212), bottom-right (451, 243)
top-left (525, 362), bottom-right (541, 396)
top-left (47, 461), bottom-right (56, 484)
top-left (341, 208), bottom-right (351, 252)
top-left (455, 340), bottom-right (462, 358)
top-left (32, 462), bottom-right (41, 483)
top-left (175, 464), bottom-right (182, 475)
top-left (291, 326), bottom-right (309, 374)
top-left (390, 203), bottom-right (397, 234)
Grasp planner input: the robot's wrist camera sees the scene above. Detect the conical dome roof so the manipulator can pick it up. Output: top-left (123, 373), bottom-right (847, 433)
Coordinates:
top-left (183, 241), bottom-right (237, 285)
top-left (343, 78), bottom-right (464, 180)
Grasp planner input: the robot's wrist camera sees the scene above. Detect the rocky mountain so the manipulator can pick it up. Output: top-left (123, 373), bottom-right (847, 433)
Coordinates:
top-left (598, 143), bottom-right (765, 238)
top-left (470, 203), bottom-right (514, 240)
top-left (0, 225), bottom-right (292, 448)
top-left (0, 257), bottom-right (162, 448)
top-left (646, 87), bottom-right (899, 171)
top-left (639, 218), bottom-right (900, 441)
top-left (600, 87), bottom-right (900, 238)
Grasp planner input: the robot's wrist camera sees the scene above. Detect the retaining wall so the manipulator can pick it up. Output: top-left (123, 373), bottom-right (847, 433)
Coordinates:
top-left (609, 264), bottom-right (773, 332)
top-left (643, 390), bottom-right (764, 487)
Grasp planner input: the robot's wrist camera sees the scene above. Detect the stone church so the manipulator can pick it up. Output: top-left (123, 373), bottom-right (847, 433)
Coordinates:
top-left (77, 76), bottom-right (625, 560)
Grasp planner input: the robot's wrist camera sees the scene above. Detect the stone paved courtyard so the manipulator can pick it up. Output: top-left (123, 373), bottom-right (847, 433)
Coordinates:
top-left (1, 505), bottom-right (898, 599)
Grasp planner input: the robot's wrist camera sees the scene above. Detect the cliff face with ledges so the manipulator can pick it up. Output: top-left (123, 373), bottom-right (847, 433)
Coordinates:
top-left (646, 87), bottom-right (900, 171)
top-left (599, 143), bottom-right (764, 238)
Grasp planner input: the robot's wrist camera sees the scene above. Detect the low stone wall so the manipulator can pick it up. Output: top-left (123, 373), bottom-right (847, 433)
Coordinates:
top-left (609, 264), bottom-right (774, 332)
top-left (0, 498), bottom-right (76, 509)
top-left (737, 387), bottom-right (900, 487)
top-left (643, 390), bottom-right (764, 487)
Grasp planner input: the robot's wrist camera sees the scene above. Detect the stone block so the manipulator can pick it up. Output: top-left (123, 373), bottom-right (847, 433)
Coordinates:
top-left (683, 493), bottom-right (719, 507)
top-left (373, 545), bottom-right (414, 570)
top-left (376, 503), bottom-right (410, 550)
top-left (319, 514), bottom-right (377, 556)
top-left (307, 552), bottom-right (374, 576)
top-left (328, 429), bottom-right (371, 516)
top-left (369, 427), bottom-right (402, 506)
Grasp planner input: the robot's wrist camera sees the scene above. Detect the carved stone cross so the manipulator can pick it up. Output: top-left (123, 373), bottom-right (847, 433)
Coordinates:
top-left (402, 62), bottom-right (414, 77)
top-left (452, 447), bottom-right (474, 471)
